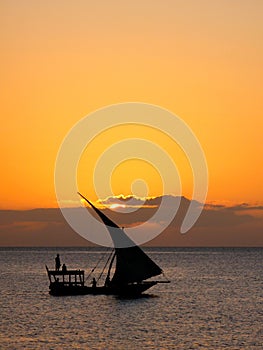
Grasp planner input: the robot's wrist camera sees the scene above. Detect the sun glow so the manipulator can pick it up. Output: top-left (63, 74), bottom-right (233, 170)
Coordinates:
top-left (109, 203), bottom-right (126, 209)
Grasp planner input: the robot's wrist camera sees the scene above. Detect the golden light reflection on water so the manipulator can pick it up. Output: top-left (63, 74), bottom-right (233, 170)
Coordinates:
top-left (0, 248), bottom-right (262, 349)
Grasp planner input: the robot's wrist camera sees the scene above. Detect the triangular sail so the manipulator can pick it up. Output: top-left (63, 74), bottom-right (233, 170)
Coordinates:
top-left (78, 193), bottom-right (162, 284)
top-left (111, 246), bottom-right (162, 284)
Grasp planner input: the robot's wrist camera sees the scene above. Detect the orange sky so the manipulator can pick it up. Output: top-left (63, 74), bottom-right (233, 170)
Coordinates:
top-left (1, 1), bottom-right (263, 209)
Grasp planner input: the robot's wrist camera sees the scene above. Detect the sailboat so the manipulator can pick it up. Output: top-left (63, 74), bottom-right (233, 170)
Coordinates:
top-left (46, 193), bottom-right (170, 296)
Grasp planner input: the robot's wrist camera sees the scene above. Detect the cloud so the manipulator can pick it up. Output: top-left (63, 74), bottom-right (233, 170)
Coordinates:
top-left (205, 202), bottom-right (263, 211)
top-left (226, 204), bottom-right (263, 211)
top-left (98, 194), bottom-right (157, 208)
top-left (98, 194), bottom-right (201, 211)
top-left (0, 196), bottom-right (262, 246)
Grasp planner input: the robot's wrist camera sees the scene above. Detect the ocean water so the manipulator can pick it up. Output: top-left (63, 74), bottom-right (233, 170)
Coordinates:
top-left (0, 247), bottom-right (262, 349)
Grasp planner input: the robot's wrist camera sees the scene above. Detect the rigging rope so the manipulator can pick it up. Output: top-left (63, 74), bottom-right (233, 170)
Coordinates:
top-left (97, 249), bottom-right (115, 283)
top-left (85, 247), bottom-right (112, 282)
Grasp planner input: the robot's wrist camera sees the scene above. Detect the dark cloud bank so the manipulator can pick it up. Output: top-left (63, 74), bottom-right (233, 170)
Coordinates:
top-left (0, 196), bottom-right (262, 247)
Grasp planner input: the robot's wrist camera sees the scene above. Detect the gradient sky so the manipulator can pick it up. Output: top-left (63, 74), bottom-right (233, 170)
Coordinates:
top-left (1, 1), bottom-right (263, 210)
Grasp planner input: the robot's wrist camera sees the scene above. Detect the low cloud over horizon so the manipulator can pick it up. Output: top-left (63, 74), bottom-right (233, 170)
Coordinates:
top-left (0, 195), bottom-right (262, 247)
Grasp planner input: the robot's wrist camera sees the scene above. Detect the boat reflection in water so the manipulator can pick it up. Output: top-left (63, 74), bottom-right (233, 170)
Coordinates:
top-left (46, 193), bottom-right (170, 297)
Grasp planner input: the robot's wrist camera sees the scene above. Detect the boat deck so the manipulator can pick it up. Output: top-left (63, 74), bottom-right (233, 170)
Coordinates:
top-left (46, 266), bottom-right (85, 286)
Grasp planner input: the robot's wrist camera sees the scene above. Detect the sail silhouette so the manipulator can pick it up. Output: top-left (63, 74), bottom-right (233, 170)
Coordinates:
top-left (78, 192), bottom-right (162, 284)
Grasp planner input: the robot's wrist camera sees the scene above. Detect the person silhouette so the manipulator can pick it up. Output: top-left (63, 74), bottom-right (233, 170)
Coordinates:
top-left (92, 277), bottom-right (97, 288)
top-left (55, 254), bottom-right (61, 271)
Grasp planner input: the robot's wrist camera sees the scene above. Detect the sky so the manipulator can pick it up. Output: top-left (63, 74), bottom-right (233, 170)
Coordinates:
top-left (1, 1), bottom-right (263, 245)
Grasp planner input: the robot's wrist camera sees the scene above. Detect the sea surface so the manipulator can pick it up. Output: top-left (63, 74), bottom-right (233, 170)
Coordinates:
top-left (0, 247), bottom-right (262, 349)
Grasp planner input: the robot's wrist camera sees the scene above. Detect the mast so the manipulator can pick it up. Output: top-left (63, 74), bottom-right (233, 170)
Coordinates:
top-left (78, 193), bottom-right (163, 284)
top-left (105, 251), bottom-right (116, 284)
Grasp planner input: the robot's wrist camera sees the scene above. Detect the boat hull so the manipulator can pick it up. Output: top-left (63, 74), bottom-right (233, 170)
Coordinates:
top-left (49, 281), bottom-right (158, 297)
